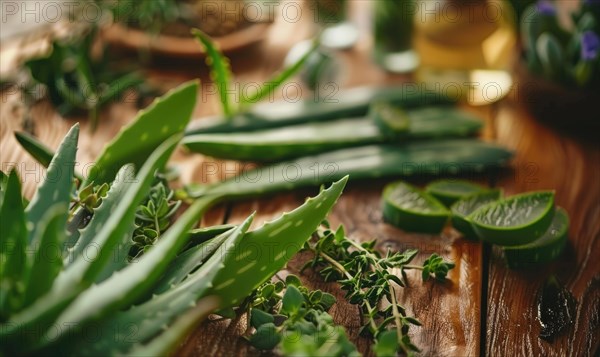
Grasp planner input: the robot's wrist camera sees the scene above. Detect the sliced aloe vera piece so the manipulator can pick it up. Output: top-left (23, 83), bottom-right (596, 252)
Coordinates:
top-left (382, 181), bottom-right (450, 234)
top-left (425, 179), bottom-right (486, 207)
top-left (503, 207), bottom-right (569, 269)
top-left (451, 189), bottom-right (502, 240)
top-left (186, 85), bottom-right (454, 134)
top-left (468, 191), bottom-right (556, 246)
top-left (188, 140), bottom-right (513, 200)
top-left (183, 107), bottom-right (483, 161)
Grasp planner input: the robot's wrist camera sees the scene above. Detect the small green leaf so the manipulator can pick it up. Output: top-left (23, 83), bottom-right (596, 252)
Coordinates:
top-left (285, 274), bottom-right (302, 288)
top-left (248, 323), bottom-right (281, 350)
top-left (373, 329), bottom-right (399, 357)
top-left (250, 308), bottom-right (275, 329)
top-left (282, 285), bottom-right (305, 314)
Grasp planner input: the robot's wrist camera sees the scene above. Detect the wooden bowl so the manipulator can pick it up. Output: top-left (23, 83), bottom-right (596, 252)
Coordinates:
top-left (101, 22), bottom-right (271, 58)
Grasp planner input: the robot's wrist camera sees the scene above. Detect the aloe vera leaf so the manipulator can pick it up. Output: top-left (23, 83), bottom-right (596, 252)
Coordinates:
top-left (14, 131), bottom-right (55, 169)
top-left (83, 81), bottom-right (198, 186)
top-left (207, 176), bottom-right (348, 307)
top-left (0, 171), bottom-right (27, 319)
top-left (370, 102), bottom-right (411, 139)
top-left (186, 223), bottom-right (235, 247)
top-left (122, 297), bottom-right (218, 357)
top-left (25, 124), bottom-right (78, 244)
top-left (183, 107), bottom-right (483, 161)
top-left (151, 228), bottom-right (234, 296)
top-left (64, 165), bottom-right (130, 266)
top-left (41, 194), bottom-right (221, 348)
top-left (55, 135), bottom-right (181, 291)
top-left (22, 205), bottom-right (67, 307)
top-left (191, 29), bottom-right (234, 117)
top-left (56, 214), bottom-right (255, 356)
top-left (188, 140), bottom-right (513, 199)
top-left (241, 40), bottom-right (319, 106)
top-left (185, 85), bottom-right (454, 134)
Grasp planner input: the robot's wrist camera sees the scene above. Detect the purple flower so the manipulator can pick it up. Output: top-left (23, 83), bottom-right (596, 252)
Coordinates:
top-left (536, 0), bottom-right (556, 15)
top-left (581, 31), bottom-right (600, 61)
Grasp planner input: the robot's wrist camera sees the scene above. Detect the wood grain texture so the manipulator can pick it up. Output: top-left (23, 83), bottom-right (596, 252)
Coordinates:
top-left (485, 102), bottom-right (600, 357)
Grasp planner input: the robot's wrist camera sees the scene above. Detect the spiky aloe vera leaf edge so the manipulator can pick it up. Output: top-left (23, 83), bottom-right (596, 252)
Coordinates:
top-left (25, 123), bottom-right (78, 243)
top-left (207, 176), bottom-right (348, 307)
top-left (84, 81), bottom-right (198, 186)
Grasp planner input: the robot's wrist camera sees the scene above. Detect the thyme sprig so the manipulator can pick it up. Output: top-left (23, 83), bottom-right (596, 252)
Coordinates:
top-left (303, 221), bottom-right (455, 356)
top-left (129, 178), bottom-right (181, 260)
top-left (246, 275), bottom-right (359, 356)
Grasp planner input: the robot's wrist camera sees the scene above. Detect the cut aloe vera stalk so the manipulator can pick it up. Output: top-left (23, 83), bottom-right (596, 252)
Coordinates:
top-left (426, 180), bottom-right (486, 207)
top-left (451, 189), bottom-right (502, 240)
top-left (187, 139), bottom-right (513, 200)
top-left (468, 191), bottom-right (556, 246)
top-left (183, 107), bottom-right (483, 161)
top-left (370, 102), bottom-right (410, 139)
top-left (186, 85), bottom-right (453, 134)
top-left (503, 207), bottom-right (569, 269)
top-left (382, 181), bottom-right (450, 234)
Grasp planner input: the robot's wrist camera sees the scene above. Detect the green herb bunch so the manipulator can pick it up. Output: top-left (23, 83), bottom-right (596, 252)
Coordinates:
top-left (303, 222), bottom-right (455, 356)
top-left (130, 178), bottom-right (182, 260)
top-left (99, 0), bottom-right (180, 35)
top-left (246, 274), bottom-right (359, 356)
top-left (24, 27), bottom-right (144, 131)
top-left (522, 0), bottom-right (600, 89)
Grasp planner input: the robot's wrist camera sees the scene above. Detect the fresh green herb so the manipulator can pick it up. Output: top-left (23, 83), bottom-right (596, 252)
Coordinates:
top-left (246, 275), bottom-right (359, 356)
top-left (24, 30), bottom-right (144, 131)
top-left (100, 0), bottom-right (180, 35)
top-left (129, 178), bottom-right (182, 260)
top-left (303, 223), bottom-right (454, 356)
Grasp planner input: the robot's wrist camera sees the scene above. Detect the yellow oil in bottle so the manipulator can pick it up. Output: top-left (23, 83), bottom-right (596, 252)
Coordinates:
top-left (413, 0), bottom-right (516, 105)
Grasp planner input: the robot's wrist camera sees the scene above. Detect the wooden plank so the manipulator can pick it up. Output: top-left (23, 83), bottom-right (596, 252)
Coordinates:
top-left (486, 104), bottom-right (600, 356)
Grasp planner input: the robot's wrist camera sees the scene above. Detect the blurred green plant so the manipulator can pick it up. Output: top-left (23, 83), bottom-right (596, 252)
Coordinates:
top-left (521, 0), bottom-right (600, 90)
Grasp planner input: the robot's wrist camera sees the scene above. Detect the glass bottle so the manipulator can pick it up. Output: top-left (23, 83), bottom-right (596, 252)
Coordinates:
top-left (413, 0), bottom-right (517, 104)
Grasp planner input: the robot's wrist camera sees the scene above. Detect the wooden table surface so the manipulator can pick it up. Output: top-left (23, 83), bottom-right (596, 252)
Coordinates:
top-left (1, 1), bottom-right (598, 356)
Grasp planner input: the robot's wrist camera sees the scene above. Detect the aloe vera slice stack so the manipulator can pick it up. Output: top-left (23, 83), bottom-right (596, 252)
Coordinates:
top-left (425, 179), bottom-right (486, 207)
top-left (382, 181), bottom-right (450, 234)
top-left (468, 191), bottom-right (556, 246)
top-left (450, 189), bottom-right (502, 240)
top-left (503, 207), bottom-right (569, 268)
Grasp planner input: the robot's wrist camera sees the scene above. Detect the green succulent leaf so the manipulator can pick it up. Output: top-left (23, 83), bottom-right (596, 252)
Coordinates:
top-left (248, 322), bottom-right (281, 350)
top-left (56, 134), bottom-right (181, 291)
top-left (123, 297), bottom-right (218, 357)
top-left (44, 193), bottom-right (221, 347)
top-left (250, 308), bottom-right (275, 329)
top-left (22, 205), bottom-right (66, 307)
top-left (536, 32), bottom-right (564, 80)
top-left (191, 29), bottom-right (234, 118)
top-left (59, 214), bottom-right (254, 356)
top-left (0, 170), bottom-right (27, 319)
top-left (206, 176), bottom-right (348, 307)
top-left (281, 285), bottom-right (305, 315)
top-left (25, 124), bottom-right (78, 244)
top-left (14, 131), bottom-right (55, 169)
top-left (84, 81), bottom-right (198, 186)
